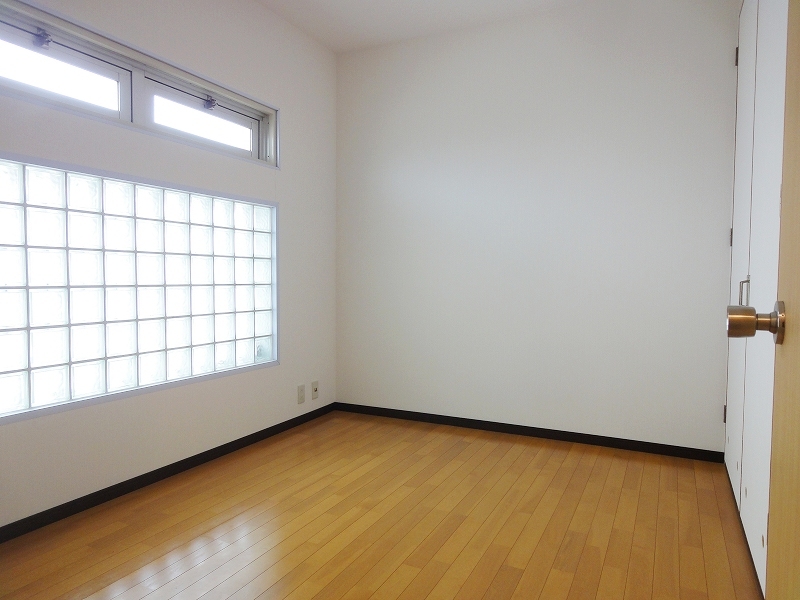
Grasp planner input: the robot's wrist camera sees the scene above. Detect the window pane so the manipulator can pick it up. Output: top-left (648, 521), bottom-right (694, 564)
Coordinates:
top-left (0, 161), bottom-right (23, 204)
top-left (30, 365), bottom-right (69, 406)
top-left (136, 186), bottom-right (163, 219)
top-left (0, 204), bottom-right (25, 245)
top-left (0, 289), bottom-right (27, 329)
top-left (28, 248), bottom-right (67, 286)
top-left (235, 230), bottom-right (253, 257)
top-left (137, 220), bottom-right (164, 252)
top-left (68, 212), bottom-right (103, 249)
top-left (67, 173), bottom-right (102, 211)
top-left (105, 252), bottom-right (136, 286)
top-left (192, 315), bottom-right (214, 345)
top-left (190, 195), bottom-right (213, 225)
top-left (107, 356), bottom-right (137, 392)
top-left (235, 258), bottom-right (253, 284)
top-left (138, 319), bottom-right (166, 353)
top-left (0, 330), bottom-right (27, 372)
top-left (166, 317), bottom-right (191, 348)
top-left (137, 253), bottom-right (165, 286)
top-left (71, 288), bottom-right (104, 324)
top-left (0, 371), bottom-right (28, 413)
top-left (215, 341), bottom-right (235, 370)
top-left (191, 256), bottom-right (213, 285)
top-left (236, 338), bottom-right (254, 366)
top-left (190, 225), bottom-right (213, 255)
top-left (254, 259), bottom-right (271, 284)
top-left (104, 216), bottom-right (135, 250)
top-left (214, 286), bottom-right (234, 313)
top-left (236, 312), bottom-right (254, 339)
top-left (106, 287), bottom-right (135, 322)
top-left (164, 223), bottom-right (189, 254)
top-left (138, 287), bottom-right (165, 319)
top-left (214, 228), bottom-right (234, 256)
top-left (27, 208), bottom-right (66, 247)
top-left (71, 324), bottom-right (105, 362)
top-left (235, 285), bottom-right (254, 312)
top-left (69, 250), bottom-right (104, 286)
top-left (191, 286), bottom-right (214, 315)
top-left (106, 321), bottom-right (137, 356)
top-left (255, 336), bottom-right (273, 363)
top-left (104, 181), bottom-right (134, 215)
top-left (192, 344), bottom-right (214, 375)
top-left (72, 360), bottom-right (105, 399)
top-left (167, 347), bottom-right (191, 380)
top-left (213, 199), bottom-right (233, 228)
top-left (30, 327), bottom-right (69, 368)
top-left (166, 286), bottom-right (190, 317)
top-left (165, 254), bottom-right (190, 285)
top-left (254, 206), bottom-right (271, 232)
top-left (29, 288), bottom-right (68, 326)
top-left (153, 96), bottom-right (251, 151)
top-left (233, 202), bottom-right (253, 230)
top-left (0, 247), bottom-right (26, 286)
top-left (25, 166), bottom-right (65, 208)
top-left (215, 313), bottom-right (235, 342)
top-left (164, 191), bottom-right (189, 222)
top-left (139, 351), bottom-right (166, 385)
top-left (254, 285), bottom-right (272, 310)
top-left (253, 233), bottom-right (272, 258)
top-left (255, 311), bottom-right (272, 337)
top-left (214, 257), bottom-right (234, 285)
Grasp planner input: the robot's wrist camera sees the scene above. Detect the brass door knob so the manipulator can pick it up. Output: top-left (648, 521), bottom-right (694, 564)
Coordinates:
top-left (727, 301), bottom-right (785, 344)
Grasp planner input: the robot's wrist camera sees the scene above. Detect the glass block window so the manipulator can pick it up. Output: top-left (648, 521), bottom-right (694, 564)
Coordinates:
top-left (0, 159), bottom-right (276, 418)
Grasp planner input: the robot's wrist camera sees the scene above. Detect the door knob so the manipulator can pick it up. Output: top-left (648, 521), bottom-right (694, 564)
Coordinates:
top-left (727, 301), bottom-right (786, 344)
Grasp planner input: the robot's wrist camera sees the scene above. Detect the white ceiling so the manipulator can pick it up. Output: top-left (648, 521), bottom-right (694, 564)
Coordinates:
top-left (256, 0), bottom-right (561, 53)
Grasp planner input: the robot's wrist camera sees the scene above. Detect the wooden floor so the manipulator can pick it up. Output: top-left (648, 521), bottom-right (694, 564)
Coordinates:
top-left (0, 412), bottom-right (763, 600)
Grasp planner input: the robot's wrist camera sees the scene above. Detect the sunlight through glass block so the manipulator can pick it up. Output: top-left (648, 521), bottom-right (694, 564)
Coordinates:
top-left (104, 180), bottom-right (134, 216)
top-left (214, 257), bottom-right (234, 285)
top-left (67, 173), bottom-right (102, 212)
top-left (136, 219), bottom-right (164, 252)
top-left (69, 250), bottom-right (103, 286)
top-left (26, 166), bottom-right (65, 207)
top-left (235, 258), bottom-right (253, 284)
top-left (190, 225), bottom-right (213, 255)
top-left (192, 315), bottom-right (214, 345)
top-left (255, 311), bottom-right (273, 337)
top-left (215, 341), bottom-right (235, 370)
top-left (107, 356), bottom-right (137, 392)
top-left (191, 286), bottom-right (213, 315)
top-left (106, 321), bottom-right (137, 356)
top-left (167, 347), bottom-right (191, 380)
top-left (214, 286), bottom-right (234, 313)
top-left (164, 190), bottom-right (189, 222)
top-left (192, 344), bottom-right (214, 375)
top-left (139, 351), bottom-right (166, 386)
top-left (166, 286), bottom-right (190, 317)
top-left (29, 288), bottom-right (68, 326)
top-left (104, 287), bottom-right (134, 322)
top-left (0, 161), bottom-right (22, 204)
top-left (0, 247), bottom-right (26, 287)
top-left (137, 253), bottom-right (165, 286)
top-left (136, 186), bottom-right (163, 219)
top-left (233, 202), bottom-right (253, 230)
top-left (71, 324), bottom-right (105, 362)
top-left (0, 371), bottom-right (28, 414)
top-left (72, 360), bottom-right (105, 399)
top-left (254, 285), bottom-right (272, 311)
top-left (166, 317), bottom-right (191, 348)
top-left (191, 256), bottom-right (213, 285)
top-left (30, 327), bottom-right (69, 368)
top-left (190, 195), bottom-right (212, 225)
top-left (104, 216), bottom-right (135, 250)
top-left (234, 230), bottom-right (253, 257)
top-left (213, 199), bottom-right (233, 228)
top-left (214, 228), bottom-right (234, 256)
top-left (0, 330), bottom-right (27, 372)
top-left (68, 212), bottom-right (103, 249)
top-left (105, 252), bottom-right (136, 286)
top-left (236, 338), bottom-right (254, 366)
top-left (255, 336), bottom-right (273, 363)
top-left (235, 285), bottom-right (254, 312)
top-left (138, 287), bottom-right (165, 319)
top-left (0, 204), bottom-right (24, 244)
top-left (30, 365), bottom-right (69, 406)
top-left (0, 289), bottom-right (26, 329)
top-left (139, 319), bottom-right (166, 353)
top-left (71, 288), bottom-right (104, 324)
top-left (236, 312), bottom-right (254, 339)
top-left (254, 259), bottom-right (272, 284)
top-left (253, 233), bottom-right (272, 258)
top-left (27, 248), bottom-right (67, 287)
top-left (27, 208), bottom-right (66, 247)
top-left (215, 313), bottom-right (235, 342)
top-left (254, 206), bottom-right (271, 232)
top-left (164, 222), bottom-right (189, 254)
top-left (165, 254), bottom-right (190, 285)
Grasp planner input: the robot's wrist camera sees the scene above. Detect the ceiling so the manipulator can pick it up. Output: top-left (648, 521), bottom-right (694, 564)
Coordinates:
top-left (256, 0), bottom-right (562, 53)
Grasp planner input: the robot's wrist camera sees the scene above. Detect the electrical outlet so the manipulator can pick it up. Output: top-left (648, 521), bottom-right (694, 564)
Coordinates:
top-left (312, 381), bottom-right (319, 400)
top-left (297, 384), bottom-right (305, 404)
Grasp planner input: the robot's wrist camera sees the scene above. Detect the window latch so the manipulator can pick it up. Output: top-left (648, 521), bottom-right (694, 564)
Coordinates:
top-left (204, 95), bottom-right (218, 110)
top-left (33, 28), bottom-right (52, 49)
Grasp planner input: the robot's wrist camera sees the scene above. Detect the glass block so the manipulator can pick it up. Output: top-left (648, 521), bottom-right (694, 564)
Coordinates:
top-left (190, 225), bottom-right (213, 254)
top-left (214, 286), bottom-right (235, 313)
top-left (233, 202), bottom-right (253, 230)
top-left (138, 287), bottom-right (165, 319)
top-left (72, 360), bottom-right (105, 399)
top-left (192, 344), bottom-right (214, 375)
top-left (234, 230), bottom-right (253, 257)
top-left (165, 254), bottom-right (190, 285)
top-left (215, 341), bottom-right (235, 370)
top-left (236, 338), bottom-right (254, 366)
top-left (0, 247), bottom-right (26, 286)
top-left (104, 180), bottom-right (134, 216)
top-left (30, 365), bottom-right (69, 406)
top-left (70, 324), bottom-right (105, 362)
top-left (68, 250), bottom-right (104, 286)
top-left (254, 259), bottom-right (272, 284)
top-left (68, 212), bottom-right (103, 249)
top-left (0, 204), bottom-right (24, 244)
top-left (0, 371), bottom-right (28, 414)
top-left (0, 161), bottom-right (22, 204)
top-left (136, 219), bottom-right (164, 252)
top-left (166, 286), bottom-right (190, 317)
top-left (107, 356), bottom-right (137, 392)
top-left (29, 288), bottom-right (68, 326)
top-left (105, 287), bottom-right (135, 321)
top-left (71, 288), bottom-right (104, 324)
top-left (164, 222), bottom-right (189, 254)
top-left (214, 228), bottom-right (234, 256)
top-left (253, 233), bottom-right (271, 258)
top-left (191, 286), bottom-right (213, 315)
top-left (105, 252), bottom-right (136, 286)
top-left (139, 351), bottom-right (166, 386)
top-left (191, 255), bottom-right (213, 285)
top-left (27, 207), bottom-right (66, 247)
top-left (136, 186), bottom-right (164, 219)
top-left (235, 258), bottom-right (254, 284)
top-left (138, 319), bottom-right (166, 353)
top-left (254, 205), bottom-right (271, 232)
top-left (106, 321), bottom-right (137, 356)
top-left (0, 330), bottom-right (27, 372)
top-left (26, 166), bottom-right (65, 208)
top-left (214, 257), bottom-right (234, 285)
top-left (0, 289), bottom-right (27, 329)
top-left (215, 313), bottom-right (235, 342)
top-left (213, 199), bottom-right (233, 228)
top-left (164, 190), bottom-right (189, 222)
top-left (137, 253), bottom-right (165, 286)
top-left (30, 327), bottom-right (69, 368)
top-left (235, 285), bottom-right (254, 312)
top-left (192, 315), bottom-right (214, 345)
top-left (255, 336), bottom-right (273, 363)
top-left (255, 311), bottom-right (273, 336)
top-left (104, 216), bottom-right (135, 250)
top-left (190, 195), bottom-right (213, 225)
top-left (254, 285), bottom-right (272, 310)
top-left (67, 174), bottom-right (102, 211)
top-left (166, 317), bottom-right (191, 348)
top-left (28, 248), bottom-right (67, 287)
top-left (167, 347), bottom-right (191, 380)
top-left (236, 312), bottom-right (255, 339)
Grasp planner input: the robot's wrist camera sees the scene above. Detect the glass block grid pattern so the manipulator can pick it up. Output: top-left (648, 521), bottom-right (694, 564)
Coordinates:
top-left (0, 159), bottom-right (275, 417)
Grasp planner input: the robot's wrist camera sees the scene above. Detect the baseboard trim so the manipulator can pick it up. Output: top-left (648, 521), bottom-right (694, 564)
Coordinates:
top-left (332, 403), bottom-right (725, 464)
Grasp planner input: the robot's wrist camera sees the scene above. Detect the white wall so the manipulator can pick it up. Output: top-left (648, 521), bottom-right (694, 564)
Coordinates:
top-left (336, 0), bottom-right (739, 451)
top-left (0, 0), bottom-right (336, 526)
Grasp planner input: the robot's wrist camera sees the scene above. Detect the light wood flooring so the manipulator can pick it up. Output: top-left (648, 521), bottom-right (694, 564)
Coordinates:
top-left (0, 411), bottom-right (763, 600)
